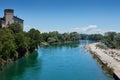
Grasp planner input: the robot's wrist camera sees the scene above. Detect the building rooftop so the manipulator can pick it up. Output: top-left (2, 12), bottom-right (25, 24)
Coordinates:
top-left (14, 16), bottom-right (24, 21)
top-left (4, 9), bottom-right (14, 13)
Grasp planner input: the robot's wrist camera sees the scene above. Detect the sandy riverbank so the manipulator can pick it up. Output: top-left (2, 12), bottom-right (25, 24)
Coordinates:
top-left (87, 42), bottom-right (120, 80)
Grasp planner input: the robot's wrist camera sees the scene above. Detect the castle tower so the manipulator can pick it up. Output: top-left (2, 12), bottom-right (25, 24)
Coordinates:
top-left (4, 9), bottom-right (14, 27)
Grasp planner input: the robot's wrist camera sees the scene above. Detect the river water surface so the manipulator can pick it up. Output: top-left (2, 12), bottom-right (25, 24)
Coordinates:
top-left (0, 41), bottom-right (113, 80)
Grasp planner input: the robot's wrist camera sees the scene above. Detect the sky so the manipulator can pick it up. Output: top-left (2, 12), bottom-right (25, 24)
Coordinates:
top-left (0, 0), bottom-right (120, 34)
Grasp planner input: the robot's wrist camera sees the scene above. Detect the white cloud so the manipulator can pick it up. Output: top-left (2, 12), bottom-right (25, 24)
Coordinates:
top-left (24, 24), bottom-right (120, 34)
top-left (72, 25), bottom-right (102, 34)
top-left (79, 25), bottom-right (97, 32)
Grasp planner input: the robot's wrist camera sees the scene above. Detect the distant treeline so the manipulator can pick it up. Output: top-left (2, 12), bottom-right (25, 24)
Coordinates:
top-left (0, 23), bottom-right (81, 66)
top-left (80, 32), bottom-right (120, 49)
top-left (0, 23), bottom-right (119, 67)
top-left (80, 34), bottom-right (103, 41)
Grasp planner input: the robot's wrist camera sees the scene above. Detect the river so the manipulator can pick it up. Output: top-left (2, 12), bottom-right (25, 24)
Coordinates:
top-left (0, 41), bottom-right (113, 80)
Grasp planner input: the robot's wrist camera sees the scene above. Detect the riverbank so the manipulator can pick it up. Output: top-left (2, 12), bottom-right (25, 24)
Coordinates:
top-left (40, 41), bottom-right (80, 46)
top-left (0, 41), bottom-right (80, 71)
top-left (0, 42), bottom-right (112, 80)
top-left (87, 42), bottom-right (120, 80)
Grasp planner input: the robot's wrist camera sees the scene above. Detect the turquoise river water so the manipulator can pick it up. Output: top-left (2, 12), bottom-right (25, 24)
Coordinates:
top-left (0, 41), bottom-right (114, 80)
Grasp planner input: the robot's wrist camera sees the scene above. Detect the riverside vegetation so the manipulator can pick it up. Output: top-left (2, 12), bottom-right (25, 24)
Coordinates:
top-left (81, 32), bottom-right (120, 49)
top-left (1, 23), bottom-right (120, 71)
top-left (81, 32), bottom-right (120, 77)
top-left (0, 23), bottom-right (81, 69)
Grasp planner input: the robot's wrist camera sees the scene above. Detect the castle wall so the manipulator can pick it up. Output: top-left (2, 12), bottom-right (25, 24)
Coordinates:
top-left (0, 18), bottom-right (5, 28)
top-left (4, 9), bottom-right (14, 27)
top-left (0, 9), bottom-right (24, 29)
top-left (14, 16), bottom-right (24, 30)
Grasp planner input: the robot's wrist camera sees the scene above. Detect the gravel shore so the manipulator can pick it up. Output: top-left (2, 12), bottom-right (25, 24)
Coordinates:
top-left (87, 42), bottom-right (120, 79)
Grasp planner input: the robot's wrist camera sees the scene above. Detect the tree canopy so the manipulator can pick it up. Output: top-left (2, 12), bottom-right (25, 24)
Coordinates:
top-left (0, 23), bottom-right (81, 66)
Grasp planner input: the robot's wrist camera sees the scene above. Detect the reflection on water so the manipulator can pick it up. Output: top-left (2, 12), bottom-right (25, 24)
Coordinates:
top-left (0, 40), bottom-right (113, 80)
top-left (41, 42), bottom-right (80, 49)
top-left (0, 52), bottom-right (42, 80)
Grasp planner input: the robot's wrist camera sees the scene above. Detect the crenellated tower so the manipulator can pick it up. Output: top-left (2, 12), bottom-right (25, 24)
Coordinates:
top-left (4, 9), bottom-right (14, 27)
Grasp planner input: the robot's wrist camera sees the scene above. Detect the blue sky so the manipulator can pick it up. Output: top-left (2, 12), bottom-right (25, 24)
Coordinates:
top-left (0, 0), bottom-right (120, 33)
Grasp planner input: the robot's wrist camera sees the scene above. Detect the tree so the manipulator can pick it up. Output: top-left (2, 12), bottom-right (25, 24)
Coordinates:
top-left (63, 33), bottom-right (70, 41)
top-left (41, 33), bottom-right (49, 42)
top-left (80, 34), bottom-right (88, 40)
top-left (103, 32), bottom-right (118, 48)
top-left (27, 28), bottom-right (41, 52)
top-left (87, 34), bottom-right (103, 41)
top-left (8, 23), bottom-right (22, 34)
top-left (47, 37), bottom-right (56, 44)
top-left (15, 32), bottom-right (30, 58)
top-left (70, 32), bottom-right (81, 41)
top-left (0, 28), bottom-right (17, 60)
top-left (28, 28), bottom-right (41, 43)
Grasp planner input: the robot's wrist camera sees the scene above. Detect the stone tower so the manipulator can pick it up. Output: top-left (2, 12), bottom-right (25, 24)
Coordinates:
top-left (0, 9), bottom-right (24, 29)
top-left (4, 9), bottom-right (14, 27)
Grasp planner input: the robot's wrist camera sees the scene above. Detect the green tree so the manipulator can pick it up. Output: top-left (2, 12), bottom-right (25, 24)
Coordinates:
top-left (15, 32), bottom-right (30, 58)
top-left (28, 28), bottom-right (41, 43)
top-left (105, 32), bottom-right (117, 40)
top-left (88, 34), bottom-right (103, 41)
top-left (70, 32), bottom-right (81, 41)
top-left (103, 32), bottom-right (117, 48)
top-left (27, 28), bottom-right (41, 52)
top-left (63, 33), bottom-right (70, 41)
top-left (8, 23), bottom-right (22, 33)
top-left (41, 33), bottom-right (49, 42)
top-left (0, 28), bottom-right (17, 60)
top-left (47, 37), bottom-right (56, 44)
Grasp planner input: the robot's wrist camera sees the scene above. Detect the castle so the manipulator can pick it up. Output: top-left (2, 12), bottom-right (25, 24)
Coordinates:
top-left (0, 9), bottom-right (24, 29)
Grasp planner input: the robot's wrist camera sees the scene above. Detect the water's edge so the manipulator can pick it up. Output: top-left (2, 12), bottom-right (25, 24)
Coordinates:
top-left (0, 41), bottom-right (113, 80)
